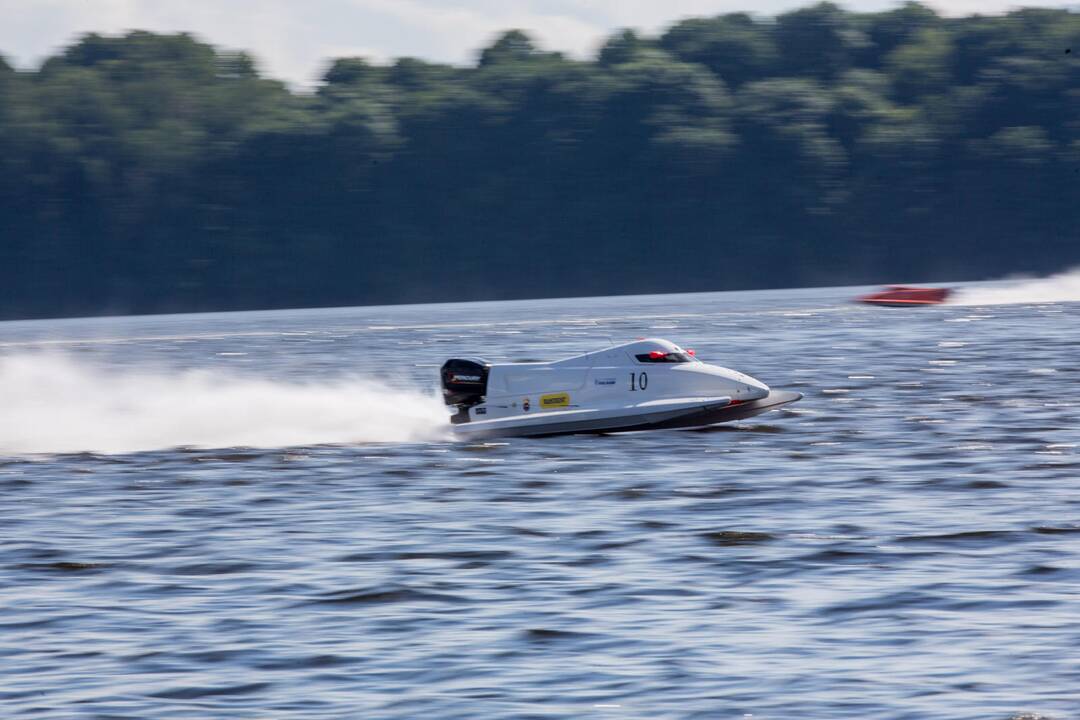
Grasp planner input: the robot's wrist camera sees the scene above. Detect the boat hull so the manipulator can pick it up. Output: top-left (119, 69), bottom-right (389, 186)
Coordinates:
top-left (451, 390), bottom-right (803, 439)
top-left (860, 298), bottom-right (945, 307)
top-left (857, 286), bottom-right (950, 306)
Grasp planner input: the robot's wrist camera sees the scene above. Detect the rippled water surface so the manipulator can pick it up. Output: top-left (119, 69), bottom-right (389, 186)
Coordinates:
top-left (1, 286), bottom-right (1078, 719)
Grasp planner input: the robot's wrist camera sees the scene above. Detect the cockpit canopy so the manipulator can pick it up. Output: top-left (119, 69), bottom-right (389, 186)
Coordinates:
top-left (622, 338), bottom-right (697, 364)
top-left (635, 350), bottom-right (694, 363)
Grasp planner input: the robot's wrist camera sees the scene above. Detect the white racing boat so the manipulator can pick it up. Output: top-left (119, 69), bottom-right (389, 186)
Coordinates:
top-left (441, 338), bottom-right (801, 438)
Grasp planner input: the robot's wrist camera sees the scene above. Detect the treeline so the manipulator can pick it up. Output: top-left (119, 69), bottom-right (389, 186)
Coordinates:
top-left (1, 3), bottom-right (1078, 319)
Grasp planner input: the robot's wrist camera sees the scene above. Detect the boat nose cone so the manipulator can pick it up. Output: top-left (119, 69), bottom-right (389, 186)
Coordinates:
top-left (740, 377), bottom-right (770, 400)
top-left (686, 363), bottom-right (770, 400)
top-left (724, 369), bottom-right (769, 400)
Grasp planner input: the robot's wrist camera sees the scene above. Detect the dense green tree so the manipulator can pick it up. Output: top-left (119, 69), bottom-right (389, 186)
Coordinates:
top-left (858, 2), bottom-right (941, 69)
top-left (776, 2), bottom-right (869, 80)
top-left (1, 7), bottom-right (1078, 319)
top-left (659, 14), bottom-right (777, 86)
top-left (886, 27), bottom-right (954, 102)
top-left (478, 30), bottom-right (545, 67)
top-left (597, 29), bottom-right (651, 67)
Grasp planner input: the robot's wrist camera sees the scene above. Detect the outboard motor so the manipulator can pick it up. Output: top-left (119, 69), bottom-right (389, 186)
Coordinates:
top-left (440, 358), bottom-right (490, 423)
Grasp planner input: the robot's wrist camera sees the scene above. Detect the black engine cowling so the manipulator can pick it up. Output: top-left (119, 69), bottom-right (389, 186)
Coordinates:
top-left (440, 358), bottom-right (490, 408)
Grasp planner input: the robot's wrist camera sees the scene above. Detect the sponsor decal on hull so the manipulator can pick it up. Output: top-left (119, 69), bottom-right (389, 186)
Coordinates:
top-left (594, 378), bottom-right (616, 386)
top-left (540, 392), bottom-right (570, 409)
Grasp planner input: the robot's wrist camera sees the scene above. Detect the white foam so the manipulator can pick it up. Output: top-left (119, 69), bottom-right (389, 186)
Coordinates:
top-left (953, 268), bottom-right (1080, 306)
top-left (0, 353), bottom-right (448, 455)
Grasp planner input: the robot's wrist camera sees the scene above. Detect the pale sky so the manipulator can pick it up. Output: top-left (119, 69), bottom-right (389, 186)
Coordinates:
top-left (0, 0), bottom-right (1071, 86)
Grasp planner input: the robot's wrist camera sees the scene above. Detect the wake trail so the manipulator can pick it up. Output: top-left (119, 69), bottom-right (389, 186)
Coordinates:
top-left (952, 267), bottom-right (1080, 306)
top-left (0, 354), bottom-right (448, 455)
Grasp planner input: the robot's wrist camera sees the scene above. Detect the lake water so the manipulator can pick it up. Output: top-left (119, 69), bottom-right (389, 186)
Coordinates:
top-left (1, 283), bottom-right (1077, 719)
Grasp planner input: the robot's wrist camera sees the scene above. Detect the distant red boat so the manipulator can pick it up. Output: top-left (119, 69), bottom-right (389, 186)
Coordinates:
top-left (857, 285), bottom-right (952, 306)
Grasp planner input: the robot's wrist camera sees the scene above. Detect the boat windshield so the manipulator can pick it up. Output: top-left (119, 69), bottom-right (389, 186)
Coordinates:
top-left (636, 351), bottom-right (694, 363)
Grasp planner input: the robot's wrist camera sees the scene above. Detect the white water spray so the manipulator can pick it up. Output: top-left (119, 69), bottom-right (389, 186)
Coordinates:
top-left (0, 354), bottom-right (449, 455)
top-left (952, 267), bottom-right (1080, 306)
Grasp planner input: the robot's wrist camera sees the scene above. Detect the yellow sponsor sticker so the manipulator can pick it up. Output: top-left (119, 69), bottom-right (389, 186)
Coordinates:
top-left (540, 392), bottom-right (570, 409)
